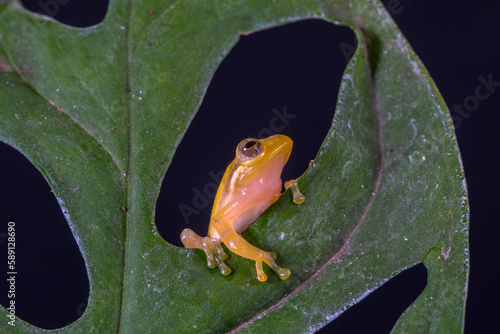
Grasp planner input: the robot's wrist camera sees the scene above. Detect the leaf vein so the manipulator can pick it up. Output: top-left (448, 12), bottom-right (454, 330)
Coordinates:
top-left (0, 40), bottom-right (123, 174)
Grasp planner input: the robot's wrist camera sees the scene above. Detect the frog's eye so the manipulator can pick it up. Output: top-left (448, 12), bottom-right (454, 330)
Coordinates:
top-left (238, 139), bottom-right (263, 160)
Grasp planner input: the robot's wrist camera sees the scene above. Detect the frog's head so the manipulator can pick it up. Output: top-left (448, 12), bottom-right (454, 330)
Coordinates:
top-left (235, 134), bottom-right (292, 176)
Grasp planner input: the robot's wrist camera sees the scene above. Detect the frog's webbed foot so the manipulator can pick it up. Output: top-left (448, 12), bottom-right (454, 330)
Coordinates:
top-left (180, 228), bottom-right (231, 276)
top-left (284, 179), bottom-right (305, 204)
top-left (255, 251), bottom-right (291, 282)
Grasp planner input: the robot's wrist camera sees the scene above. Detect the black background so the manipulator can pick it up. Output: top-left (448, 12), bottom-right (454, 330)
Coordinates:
top-left (0, 0), bottom-right (499, 332)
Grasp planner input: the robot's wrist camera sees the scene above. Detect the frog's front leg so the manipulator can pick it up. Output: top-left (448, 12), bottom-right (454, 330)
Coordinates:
top-left (180, 228), bottom-right (231, 276)
top-left (284, 179), bottom-right (305, 204)
top-left (213, 219), bottom-right (290, 282)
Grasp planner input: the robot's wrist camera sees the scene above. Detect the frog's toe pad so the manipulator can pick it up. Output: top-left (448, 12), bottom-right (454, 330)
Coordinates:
top-left (255, 261), bottom-right (268, 282)
top-left (217, 261), bottom-right (231, 276)
top-left (277, 268), bottom-right (291, 280)
top-left (180, 228), bottom-right (203, 249)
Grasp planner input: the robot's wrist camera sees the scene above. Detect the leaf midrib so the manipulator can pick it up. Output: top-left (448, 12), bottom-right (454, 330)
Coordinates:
top-left (116, 0), bottom-right (133, 333)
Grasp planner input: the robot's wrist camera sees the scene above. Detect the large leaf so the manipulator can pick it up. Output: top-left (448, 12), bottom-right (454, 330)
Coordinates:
top-left (0, 0), bottom-right (468, 332)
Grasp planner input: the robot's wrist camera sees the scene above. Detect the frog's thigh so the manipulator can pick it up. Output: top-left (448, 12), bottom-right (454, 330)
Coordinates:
top-left (213, 220), bottom-right (290, 281)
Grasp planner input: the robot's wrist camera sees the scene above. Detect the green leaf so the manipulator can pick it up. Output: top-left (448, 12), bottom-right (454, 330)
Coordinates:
top-left (0, 0), bottom-right (468, 332)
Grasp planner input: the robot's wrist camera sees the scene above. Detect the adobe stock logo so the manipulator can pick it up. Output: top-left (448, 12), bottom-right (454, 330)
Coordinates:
top-left (177, 106), bottom-right (296, 225)
top-left (451, 74), bottom-right (499, 129)
top-left (37, 0), bottom-right (71, 17)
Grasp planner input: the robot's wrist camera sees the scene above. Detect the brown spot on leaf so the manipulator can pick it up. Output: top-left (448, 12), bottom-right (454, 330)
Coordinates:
top-left (0, 57), bottom-right (12, 73)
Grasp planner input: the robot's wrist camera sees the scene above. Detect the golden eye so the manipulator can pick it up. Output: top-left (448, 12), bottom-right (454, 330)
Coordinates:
top-left (238, 139), bottom-right (263, 160)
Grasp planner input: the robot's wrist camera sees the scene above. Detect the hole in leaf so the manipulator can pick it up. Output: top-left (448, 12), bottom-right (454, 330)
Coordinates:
top-left (0, 142), bottom-right (89, 329)
top-left (155, 19), bottom-right (356, 246)
top-left (317, 263), bottom-right (428, 333)
top-left (20, 0), bottom-right (108, 28)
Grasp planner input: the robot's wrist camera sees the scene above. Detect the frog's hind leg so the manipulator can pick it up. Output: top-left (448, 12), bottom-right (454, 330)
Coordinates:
top-left (213, 224), bottom-right (290, 282)
top-left (180, 228), bottom-right (231, 276)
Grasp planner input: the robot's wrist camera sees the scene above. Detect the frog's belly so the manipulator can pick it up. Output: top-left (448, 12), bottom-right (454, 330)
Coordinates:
top-left (230, 200), bottom-right (271, 233)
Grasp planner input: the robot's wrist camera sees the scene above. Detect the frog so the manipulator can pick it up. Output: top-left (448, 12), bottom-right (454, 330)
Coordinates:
top-left (180, 134), bottom-right (305, 282)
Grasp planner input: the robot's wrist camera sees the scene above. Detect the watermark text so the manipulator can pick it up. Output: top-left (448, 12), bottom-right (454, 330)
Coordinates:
top-left (6, 222), bottom-right (16, 327)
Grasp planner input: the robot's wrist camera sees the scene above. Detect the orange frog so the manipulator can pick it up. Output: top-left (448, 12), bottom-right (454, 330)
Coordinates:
top-left (181, 134), bottom-right (304, 282)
